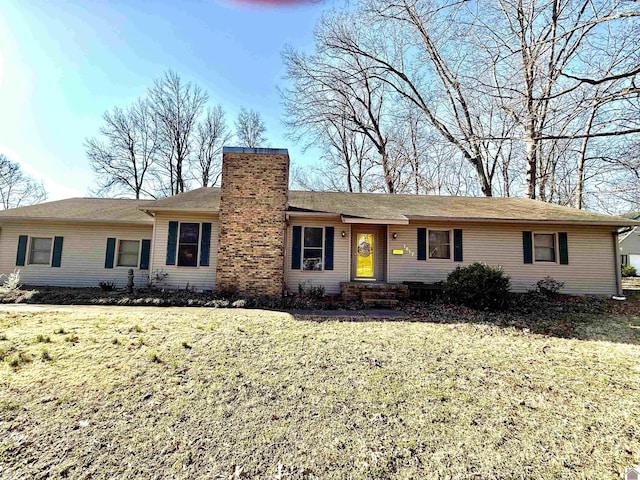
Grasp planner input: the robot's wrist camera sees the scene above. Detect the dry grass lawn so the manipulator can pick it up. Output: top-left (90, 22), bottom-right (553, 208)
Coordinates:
top-left (0, 306), bottom-right (639, 479)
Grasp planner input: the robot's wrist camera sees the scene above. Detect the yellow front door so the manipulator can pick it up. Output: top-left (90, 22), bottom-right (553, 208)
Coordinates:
top-left (356, 233), bottom-right (375, 278)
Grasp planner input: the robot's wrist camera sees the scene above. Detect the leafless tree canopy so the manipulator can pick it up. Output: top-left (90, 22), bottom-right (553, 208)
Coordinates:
top-left (282, 0), bottom-right (640, 212)
top-left (86, 99), bottom-right (159, 199)
top-left (87, 71), bottom-right (247, 198)
top-left (0, 154), bottom-right (47, 209)
top-left (195, 106), bottom-right (232, 187)
top-left (148, 70), bottom-right (209, 195)
top-left (235, 107), bottom-right (267, 148)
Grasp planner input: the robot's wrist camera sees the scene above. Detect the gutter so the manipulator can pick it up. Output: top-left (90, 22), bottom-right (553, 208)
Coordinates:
top-left (406, 215), bottom-right (640, 227)
top-left (0, 217), bottom-right (153, 226)
top-left (139, 207), bottom-right (220, 214)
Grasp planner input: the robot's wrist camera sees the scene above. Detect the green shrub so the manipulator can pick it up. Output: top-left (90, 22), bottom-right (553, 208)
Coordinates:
top-left (99, 281), bottom-right (115, 292)
top-left (444, 262), bottom-right (511, 311)
top-left (298, 281), bottom-right (325, 301)
top-left (622, 264), bottom-right (637, 277)
top-left (534, 276), bottom-right (565, 297)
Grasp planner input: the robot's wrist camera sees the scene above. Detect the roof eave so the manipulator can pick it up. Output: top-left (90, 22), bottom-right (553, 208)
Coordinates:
top-left (406, 215), bottom-right (640, 227)
top-left (341, 215), bottom-right (409, 225)
top-left (0, 217), bottom-right (154, 226)
top-left (140, 207), bottom-right (220, 214)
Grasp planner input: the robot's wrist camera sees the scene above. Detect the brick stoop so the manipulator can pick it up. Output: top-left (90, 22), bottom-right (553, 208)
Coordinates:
top-left (340, 282), bottom-right (409, 308)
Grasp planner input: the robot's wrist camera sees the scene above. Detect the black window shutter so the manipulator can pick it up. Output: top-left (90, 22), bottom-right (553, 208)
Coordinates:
top-left (324, 227), bottom-right (334, 271)
top-left (16, 235), bottom-right (28, 266)
top-left (200, 222), bottom-right (212, 267)
top-left (417, 228), bottom-right (427, 261)
top-left (558, 232), bottom-right (569, 265)
top-left (523, 231), bottom-right (533, 264)
top-left (51, 237), bottom-right (63, 268)
top-left (140, 239), bottom-right (151, 270)
top-left (453, 229), bottom-right (463, 262)
top-left (105, 237), bottom-right (116, 269)
top-left (291, 226), bottom-right (302, 270)
top-left (166, 221), bottom-right (178, 265)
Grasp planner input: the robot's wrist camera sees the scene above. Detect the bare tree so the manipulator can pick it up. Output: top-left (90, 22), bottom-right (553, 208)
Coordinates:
top-left (149, 70), bottom-right (208, 195)
top-left (482, 0), bottom-right (640, 199)
top-left (290, 5), bottom-right (502, 196)
top-left (86, 99), bottom-right (159, 199)
top-left (283, 42), bottom-right (416, 194)
top-left (0, 154), bottom-right (47, 209)
top-left (283, 0), bottom-right (639, 208)
top-left (194, 105), bottom-right (232, 187)
top-left (235, 107), bottom-right (267, 148)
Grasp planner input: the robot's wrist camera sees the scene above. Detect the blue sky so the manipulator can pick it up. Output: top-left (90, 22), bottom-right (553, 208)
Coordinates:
top-left (0, 0), bottom-right (331, 199)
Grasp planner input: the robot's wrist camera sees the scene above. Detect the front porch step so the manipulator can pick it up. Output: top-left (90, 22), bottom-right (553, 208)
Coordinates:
top-left (361, 291), bottom-right (397, 300)
top-left (363, 298), bottom-right (399, 308)
top-left (340, 282), bottom-right (409, 306)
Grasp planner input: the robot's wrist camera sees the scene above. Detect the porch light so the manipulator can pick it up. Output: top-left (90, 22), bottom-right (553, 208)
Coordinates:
top-left (392, 232), bottom-right (398, 240)
top-left (341, 230), bottom-right (346, 238)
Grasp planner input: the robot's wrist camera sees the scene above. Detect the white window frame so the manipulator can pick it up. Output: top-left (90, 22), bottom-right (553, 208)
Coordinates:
top-left (533, 232), bottom-right (558, 263)
top-left (27, 236), bottom-right (53, 266)
top-left (176, 221), bottom-right (201, 268)
top-left (116, 239), bottom-right (141, 268)
top-left (427, 229), bottom-right (452, 261)
top-left (302, 226), bottom-right (324, 272)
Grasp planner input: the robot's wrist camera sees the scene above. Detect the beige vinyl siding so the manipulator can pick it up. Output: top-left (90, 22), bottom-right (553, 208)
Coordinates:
top-left (0, 221), bottom-right (153, 288)
top-left (388, 222), bottom-right (617, 295)
top-left (285, 219), bottom-right (350, 294)
top-left (150, 212), bottom-right (218, 291)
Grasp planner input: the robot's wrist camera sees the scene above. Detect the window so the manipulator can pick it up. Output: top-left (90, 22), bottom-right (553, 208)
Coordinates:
top-left (177, 223), bottom-right (200, 267)
top-left (303, 227), bottom-right (323, 271)
top-left (29, 237), bottom-right (52, 265)
top-left (534, 233), bottom-right (556, 262)
top-left (428, 230), bottom-right (450, 259)
top-left (117, 240), bottom-right (140, 267)
top-left (622, 254), bottom-right (629, 266)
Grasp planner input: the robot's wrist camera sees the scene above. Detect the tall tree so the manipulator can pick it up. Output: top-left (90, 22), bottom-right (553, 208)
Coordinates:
top-left (284, 0), bottom-right (640, 207)
top-left (0, 154), bottom-right (47, 209)
top-left (86, 99), bottom-right (159, 199)
top-left (149, 70), bottom-right (208, 195)
top-left (194, 105), bottom-right (232, 187)
top-left (282, 42), bottom-right (415, 194)
top-left (477, 0), bottom-right (640, 199)
top-left (235, 107), bottom-right (267, 148)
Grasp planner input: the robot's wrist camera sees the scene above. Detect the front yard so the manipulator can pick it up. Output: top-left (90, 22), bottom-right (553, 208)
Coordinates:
top-left (0, 306), bottom-right (639, 478)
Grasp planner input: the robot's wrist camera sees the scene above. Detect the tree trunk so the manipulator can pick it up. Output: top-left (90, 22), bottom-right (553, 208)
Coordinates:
top-left (576, 106), bottom-right (598, 209)
top-left (524, 128), bottom-right (537, 199)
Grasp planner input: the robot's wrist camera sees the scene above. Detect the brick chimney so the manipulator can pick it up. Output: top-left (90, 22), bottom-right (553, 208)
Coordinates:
top-left (216, 147), bottom-right (289, 296)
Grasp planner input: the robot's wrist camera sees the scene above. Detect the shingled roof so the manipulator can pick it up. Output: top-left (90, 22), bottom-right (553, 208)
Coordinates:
top-left (1, 189), bottom-right (636, 227)
top-left (0, 198), bottom-right (154, 224)
top-left (288, 191), bottom-right (638, 226)
top-left (141, 187), bottom-right (220, 212)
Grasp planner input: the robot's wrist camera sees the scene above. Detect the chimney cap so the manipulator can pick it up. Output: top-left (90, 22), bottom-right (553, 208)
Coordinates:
top-left (223, 146), bottom-right (289, 155)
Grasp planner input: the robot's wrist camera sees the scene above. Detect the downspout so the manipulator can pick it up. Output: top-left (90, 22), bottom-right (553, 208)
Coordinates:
top-left (613, 226), bottom-right (633, 298)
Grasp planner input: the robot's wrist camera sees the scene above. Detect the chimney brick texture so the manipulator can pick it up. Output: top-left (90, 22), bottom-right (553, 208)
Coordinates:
top-left (216, 150), bottom-right (289, 296)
